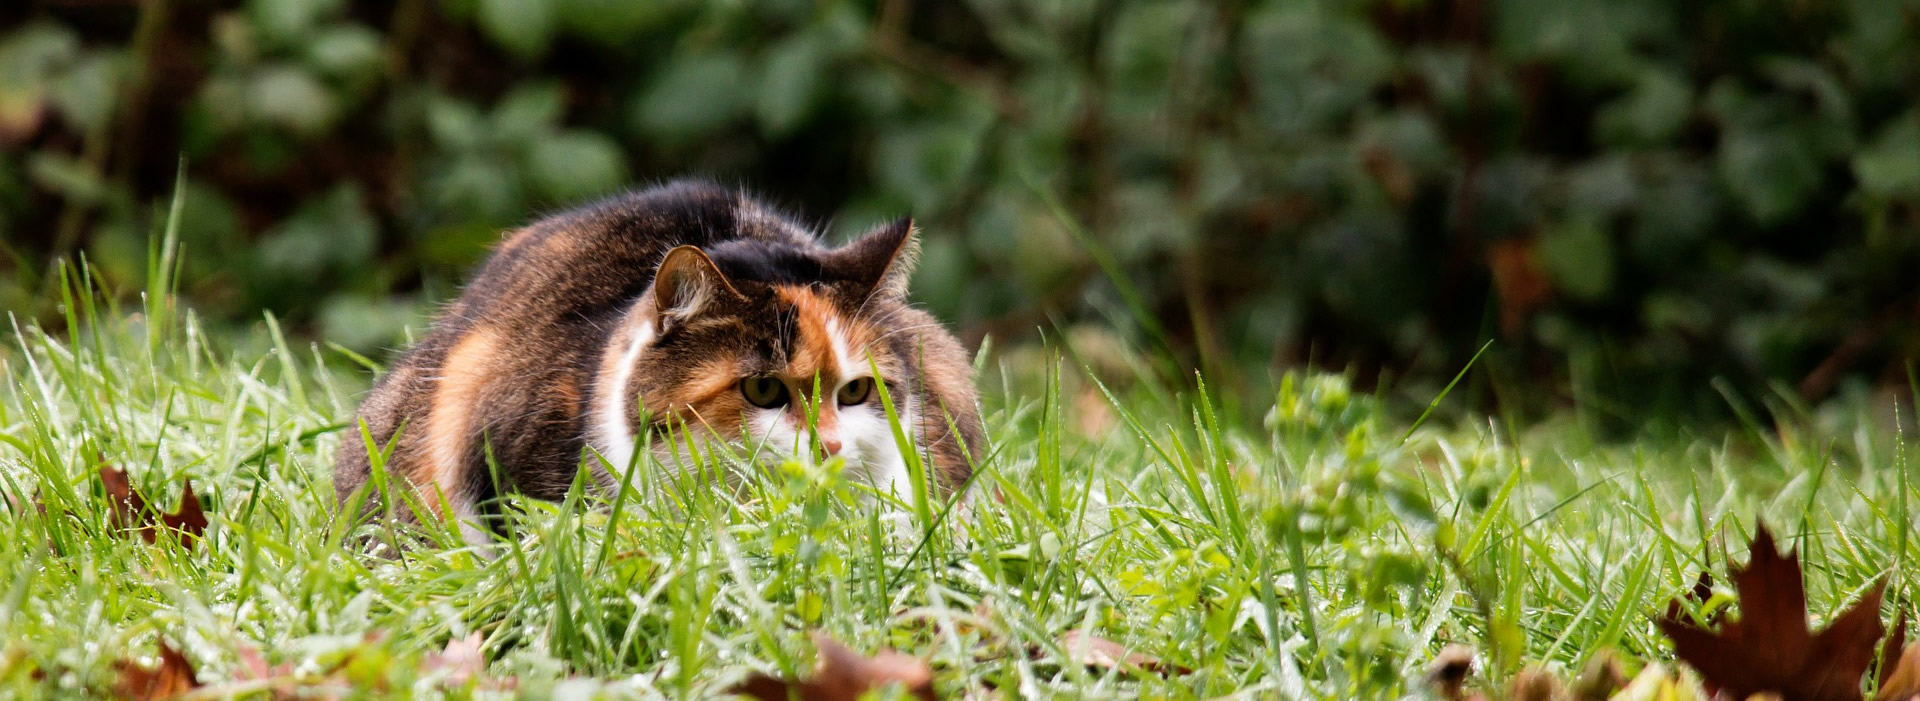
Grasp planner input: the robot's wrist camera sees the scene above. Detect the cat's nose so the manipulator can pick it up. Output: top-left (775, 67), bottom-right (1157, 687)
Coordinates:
top-left (820, 438), bottom-right (844, 457)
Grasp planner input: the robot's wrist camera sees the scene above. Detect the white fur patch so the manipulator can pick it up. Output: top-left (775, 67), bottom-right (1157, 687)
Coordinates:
top-left (593, 321), bottom-right (655, 476)
top-left (838, 402), bottom-right (913, 500)
top-left (824, 316), bottom-right (857, 380)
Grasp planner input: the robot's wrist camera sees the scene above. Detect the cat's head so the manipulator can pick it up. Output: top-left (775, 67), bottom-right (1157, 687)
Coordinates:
top-left (596, 218), bottom-right (933, 492)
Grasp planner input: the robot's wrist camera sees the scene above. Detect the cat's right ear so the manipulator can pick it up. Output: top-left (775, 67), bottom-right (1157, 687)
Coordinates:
top-left (650, 246), bottom-right (740, 325)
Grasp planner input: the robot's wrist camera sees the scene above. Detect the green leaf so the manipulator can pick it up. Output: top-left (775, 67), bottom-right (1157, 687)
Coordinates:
top-left (0, 22), bottom-right (80, 84)
top-left (872, 119), bottom-right (988, 214)
top-left (755, 34), bottom-right (827, 138)
top-left (246, 65), bottom-right (338, 136)
top-left (629, 51), bottom-right (747, 141)
top-left (1595, 68), bottom-right (1692, 147)
top-left (25, 152), bottom-right (107, 204)
top-left (1538, 216), bottom-right (1614, 301)
top-left (426, 95), bottom-right (486, 151)
top-left (491, 81), bottom-right (567, 144)
top-left (525, 130), bottom-right (629, 203)
top-left (48, 51), bottom-right (122, 133)
top-left (1716, 126), bottom-right (1820, 226)
top-left (427, 154), bottom-right (523, 224)
top-left (1102, 2), bottom-right (1190, 119)
top-left (1382, 484), bottom-right (1438, 533)
top-left (256, 184), bottom-right (376, 281)
top-left (1242, 5), bottom-right (1393, 134)
top-left (1853, 110), bottom-right (1920, 199)
top-left (476, 0), bottom-right (556, 60)
top-left (555, 0), bottom-right (681, 47)
top-left (303, 23), bottom-right (384, 82)
top-left (247, 0), bottom-right (345, 48)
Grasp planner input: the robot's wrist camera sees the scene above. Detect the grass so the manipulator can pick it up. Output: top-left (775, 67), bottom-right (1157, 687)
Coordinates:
top-left (1, 253), bottom-right (1915, 699)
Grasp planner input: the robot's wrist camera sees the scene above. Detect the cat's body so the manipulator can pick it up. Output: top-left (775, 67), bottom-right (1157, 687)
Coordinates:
top-left (334, 181), bottom-right (982, 544)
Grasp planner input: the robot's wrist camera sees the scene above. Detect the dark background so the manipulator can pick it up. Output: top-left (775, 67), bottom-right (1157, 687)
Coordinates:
top-left (2, 0), bottom-right (1916, 422)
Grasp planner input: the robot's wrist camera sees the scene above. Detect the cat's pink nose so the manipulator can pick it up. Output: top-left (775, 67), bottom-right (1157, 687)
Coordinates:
top-left (820, 438), bottom-right (844, 457)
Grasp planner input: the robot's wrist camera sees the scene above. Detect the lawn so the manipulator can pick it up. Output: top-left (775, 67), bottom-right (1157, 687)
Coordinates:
top-left (1, 253), bottom-right (1912, 699)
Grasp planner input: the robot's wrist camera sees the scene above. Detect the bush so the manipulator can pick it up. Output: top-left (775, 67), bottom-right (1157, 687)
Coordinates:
top-left (2, 0), bottom-right (1916, 417)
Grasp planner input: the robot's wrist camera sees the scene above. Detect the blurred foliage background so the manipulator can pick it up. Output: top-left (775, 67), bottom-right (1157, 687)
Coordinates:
top-left (1, 0), bottom-right (1917, 421)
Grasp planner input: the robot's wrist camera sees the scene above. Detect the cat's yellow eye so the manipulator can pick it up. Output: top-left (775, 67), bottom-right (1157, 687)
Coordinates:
top-left (741, 377), bottom-right (789, 408)
top-left (837, 377), bottom-right (874, 406)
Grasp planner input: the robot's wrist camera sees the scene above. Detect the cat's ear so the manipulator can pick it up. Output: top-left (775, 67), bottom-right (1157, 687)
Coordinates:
top-left (832, 217), bottom-right (919, 299)
top-left (651, 245), bottom-right (740, 322)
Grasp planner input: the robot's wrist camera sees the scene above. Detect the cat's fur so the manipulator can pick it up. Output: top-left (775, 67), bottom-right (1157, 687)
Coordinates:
top-left (333, 180), bottom-right (982, 544)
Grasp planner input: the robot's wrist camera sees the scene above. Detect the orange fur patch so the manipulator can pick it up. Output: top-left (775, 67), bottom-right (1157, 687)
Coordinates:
top-left (425, 326), bottom-right (500, 514)
top-left (552, 376), bottom-right (581, 419)
top-left (777, 286), bottom-right (839, 384)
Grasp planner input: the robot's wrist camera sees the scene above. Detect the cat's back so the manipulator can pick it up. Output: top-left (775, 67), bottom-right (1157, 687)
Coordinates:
top-left (448, 179), bottom-right (811, 330)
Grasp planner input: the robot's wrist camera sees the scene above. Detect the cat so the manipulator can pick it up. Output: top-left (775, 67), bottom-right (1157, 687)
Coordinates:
top-left (333, 180), bottom-right (983, 546)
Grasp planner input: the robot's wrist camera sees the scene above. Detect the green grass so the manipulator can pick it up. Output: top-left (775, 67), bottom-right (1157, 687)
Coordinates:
top-left (1, 257), bottom-right (1914, 699)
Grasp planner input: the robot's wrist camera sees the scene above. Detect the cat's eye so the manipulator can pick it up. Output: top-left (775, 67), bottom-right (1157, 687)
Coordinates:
top-left (836, 377), bottom-right (874, 406)
top-left (741, 377), bottom-right (789, 408)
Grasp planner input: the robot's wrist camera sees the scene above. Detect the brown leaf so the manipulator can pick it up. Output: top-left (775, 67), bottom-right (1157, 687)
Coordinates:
top-left (113, 642), bottom-right (200, 700)
top-left (229, 644), bottom-right (314, 701)
top-left (98, 464), bottom-right (208, 548)
top-left (1055, 629), bottom-right (1188, 676)
top-left (159, 482), bottom-right (209, 547)
top-left (1876, 644), bottom-right (1920, 701)
top-left (1485, 238), bottom-right (1551, 338)
top-left (424, 633), bottom-right (488, 689)
top-left (733, 632), bottom-right (936, 701)
top-left (1665, 571), bottom-right (1718, 625)
top-left (1657, 523), bottom-right (1886, 701)
top-left (101, 463), bottom-right (147, 529)
top-left (1882, 612), bottom-right (1909, 691)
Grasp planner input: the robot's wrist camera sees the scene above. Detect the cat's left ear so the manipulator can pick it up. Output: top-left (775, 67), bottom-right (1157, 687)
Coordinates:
top-left (831, 217), bottom-right (919, 299)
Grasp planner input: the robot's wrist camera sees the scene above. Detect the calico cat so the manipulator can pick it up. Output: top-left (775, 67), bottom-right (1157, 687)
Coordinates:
top-left (333, 180), bottom-right (983, 545)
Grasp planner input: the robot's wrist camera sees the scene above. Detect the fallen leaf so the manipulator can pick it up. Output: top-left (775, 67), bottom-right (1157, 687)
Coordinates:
top-left (1664, 571), bottom-right (1717, 625)
top-left (1658, 524), bottom-right (1886, 701)
top-left (99, 463), bottom-right (208, 548)
top-left (227, 644), bottom-right (312, 701)
top-left (733, 632), bottom-right (936, 701)
top-left (113, 641), bottom-right (200, 700)
top-left (1055, 629), bottom-right (1188, 676)
top-left (159, 482), bottom-right (209, 547)
top-left (1878, 611), bottom-right (1920, 701)
top-left (424, 633), bottom-right (487, 689)
top-left (1878, 646), bottom-right (1920, 701)
top-left (1881, 612), bottom-right (1909, 692)
top-left (1485, 238), bottom-right (1552, 338)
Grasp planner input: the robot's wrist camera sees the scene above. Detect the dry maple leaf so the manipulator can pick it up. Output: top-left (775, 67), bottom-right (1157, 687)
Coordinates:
top-left (733, 632), bottom-right (936, 701)
top-left (99, 464), bottom-right (208, 548)
top-left (425, 633), bottom-right (489, 689)
top-left (1877, 611), bottom-right (1920, 701)
top-left (113, 641), bottom-right (200, 700)
top-left (1658, 524), bottom-right (1886, 701)
top-left (1665, 571), bottom-right (1718, 625)
top-left (231, 644), bottom-right (303, 700)
top-left (1054, 629), bottom-right (1189, 676)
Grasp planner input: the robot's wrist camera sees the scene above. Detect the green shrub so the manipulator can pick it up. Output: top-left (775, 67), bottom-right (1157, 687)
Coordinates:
top-left (2, 0), bottom-right (1916, 417)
